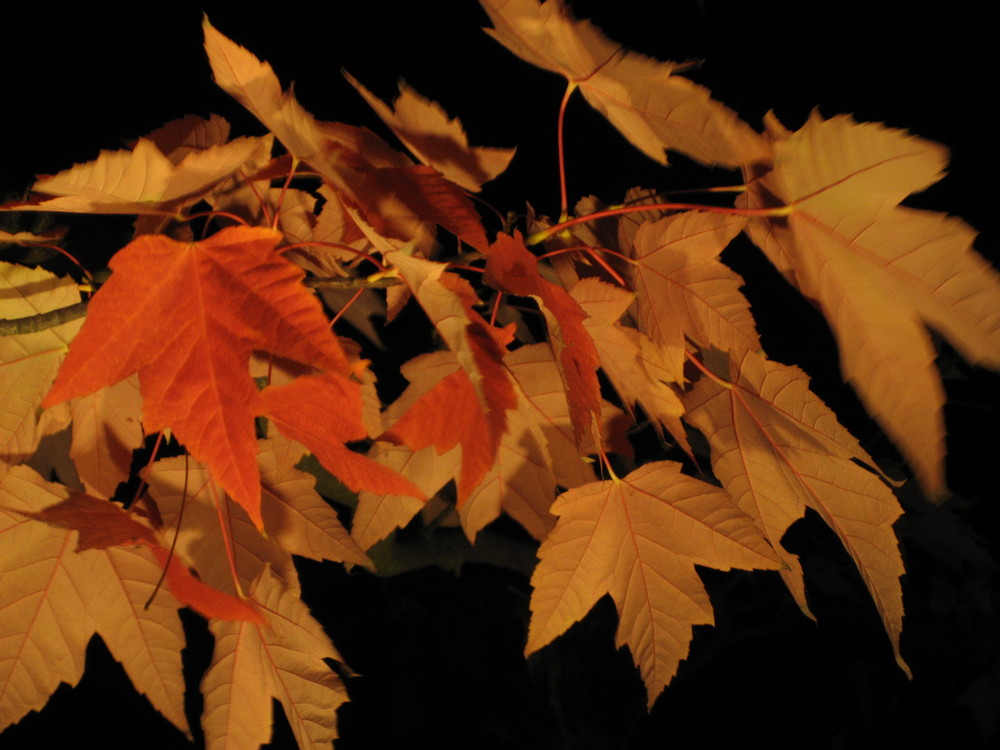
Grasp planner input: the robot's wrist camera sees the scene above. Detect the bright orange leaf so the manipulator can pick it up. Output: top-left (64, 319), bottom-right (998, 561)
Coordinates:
top-left (42, 226), bottom-right (354, 527)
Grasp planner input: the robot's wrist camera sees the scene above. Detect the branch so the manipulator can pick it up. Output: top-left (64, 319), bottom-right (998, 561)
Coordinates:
top-left (0, 301), bottom-right (88, 336)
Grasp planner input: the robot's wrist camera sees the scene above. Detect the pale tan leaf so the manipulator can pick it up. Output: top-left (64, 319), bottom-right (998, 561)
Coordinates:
top-left (0, 263), bottom-right (82, 477)
top-left (0, 466), bottom-right (187, 736)
top-left (628, 211), bottom-right (759, 372)
top-left (684, 349), bottom-right (908, 673)
top-left (69, 375), bottom-right (144, 498)
top-left (201, 566), bottom-right (347, 750)
top-left (479, 0), bottom-right (769, 167)
top-left (344, 72), bottom-right (515, 191)
top-left (146, 438), bottom-right (368, 597)
top-left (5, 137), bottom-right (261, 215)
top-left (571, 278), bottom-right (688, 451)
top-left (526, 461), bottom-right (780, 707)
top-left (742, 111), bottom-right (1000, 495)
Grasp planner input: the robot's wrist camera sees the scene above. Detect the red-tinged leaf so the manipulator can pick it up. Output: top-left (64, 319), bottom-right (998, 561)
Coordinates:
top-left (42, 226), bottom-right (353, 528)
top-left (684, 349), bottom-right (909, 674)
top-left (742, 111), bottom-right (1000, 496)
top-left (526, 461), bottom-right (781, 707)
top-left (382, 368), bottom-right (494, 505)
top-left (147, 546), bottom-right (265, 625)
top-left (200, 567), bottom-right (348, 750)
top-left (351, 352), bottom-right (465, 550)
top-left (386, 251), bottom-right (517, 500)
top-left (13, 490), bottom-right (158, 550)
top-left (344, 72), bottom-right (515, 192)
top-left (485, 231), bottom-right (602, 446)
top-left (261, 372), bottom-right (425, 500)
top-left (480, 0), bottom-right (769, 167)
top-left (377, 164), bottom-right (490, 251)
top-left (460, 343), bottom-right (630, 541)
top-left (628, 211), bottom-right (759, 374)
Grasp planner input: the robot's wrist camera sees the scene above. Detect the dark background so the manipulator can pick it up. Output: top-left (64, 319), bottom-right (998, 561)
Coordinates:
top-left (2, 1), bottom-right (997, 748)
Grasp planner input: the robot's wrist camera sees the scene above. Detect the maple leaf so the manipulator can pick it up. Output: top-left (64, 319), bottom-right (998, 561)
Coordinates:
top-left (204, 17), bottom-right (490, 250)
top-left (485, 231), bottom-right (602, 446)
top-left (479, 0), bottom-right (770, 168)
top-left (200, 566), bottom-right (348, 750)
top-left (343, 72), bottom-right (515, 192)
top-left (526, 460), bottom-right (781, 707)
top-left (382, 251), bottom-right (517, 502)
top-left (355, 344), bottom-right (623, 548)
top-left (0, 136), bottom-right (261, 215)
top-left (42, 226), bottom-right (354, 527)
top-left (570, 277), bottom-right (689, 453)
top-left (0, 466), bottom-right (189, 737)
top-left (69, 375), bottom-right (144, 498)
top-left (12, 484), bottom-right (265, 624)
top-left (260, 371), bottom-right (426, 501)
top-left (627, 210), bottom-right (760, 376)
top-left (144, 435), bottom-right (370, 598)
top-left (684, 349), bottom-right (909, 674)
top-left (0, 262), bottom-right (82, 477)
top-left (742, 111), bottom-right (1000, 496)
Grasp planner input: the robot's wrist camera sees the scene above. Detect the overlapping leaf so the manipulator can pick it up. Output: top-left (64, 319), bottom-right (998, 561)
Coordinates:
top-left (742, 111), bottom-right (1000, 496)
top-left (144, 435), bottom-right (370, 597)
top-left (42, 226), bottom-right (355, 527)
top-left (684, 349), bottom-right (908, 673)
top-left (344, 72), bottom-right (515, 192)
top-left (479, 0), bottom-right (769, 167)
top-left (201, 566), bottom-right (348, 750)
top-left (203, 17), bottom-right (490, 250)
top-left (485, 231), bottom-right (602, 445)
top-left (571, 277), bottom-right (688, 452)
top-left (382, 251), bottom-right (517, 503)
top-left (627, 210), bottom-right (760, 376)
top-left (0, 136), bottom-right (261, 215)
top-left (0, 466), bottom-right (189, 736)
top-left (0, 262), bottom-right (82, 477)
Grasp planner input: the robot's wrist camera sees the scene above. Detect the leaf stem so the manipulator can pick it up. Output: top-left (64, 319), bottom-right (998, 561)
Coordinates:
top-left (527, 201), bottom-right (791, 245)
top-left (208, 480), bottom-right (246, 599)
top-left (556, 82), bottom-right (578, 221)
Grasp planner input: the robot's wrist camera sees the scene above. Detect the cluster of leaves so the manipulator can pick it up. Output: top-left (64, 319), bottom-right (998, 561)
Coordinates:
top-left (2, 0), bottom-right (998, 746)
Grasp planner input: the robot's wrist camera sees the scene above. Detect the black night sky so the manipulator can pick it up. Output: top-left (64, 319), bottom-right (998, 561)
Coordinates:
top-left (2, 2), bottom-right (998, 748)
